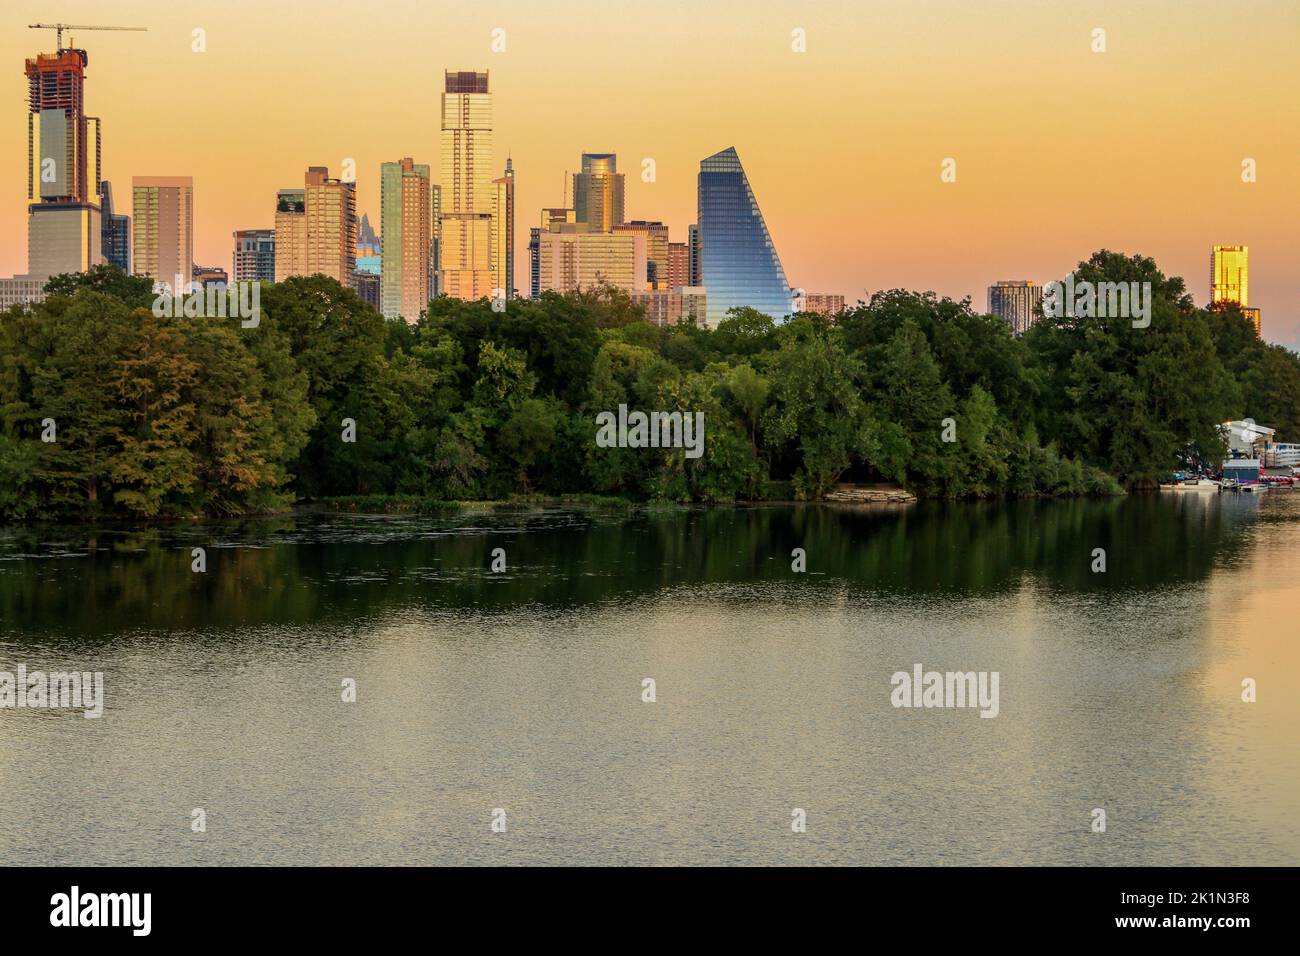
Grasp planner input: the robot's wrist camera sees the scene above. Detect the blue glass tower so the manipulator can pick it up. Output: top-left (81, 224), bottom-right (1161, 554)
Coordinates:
top-left (697, 147), bottom-right (790, 326)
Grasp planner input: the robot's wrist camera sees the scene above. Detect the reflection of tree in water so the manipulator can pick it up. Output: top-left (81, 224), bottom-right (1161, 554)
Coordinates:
top-left (0, 496), bottom-right (1268, 642)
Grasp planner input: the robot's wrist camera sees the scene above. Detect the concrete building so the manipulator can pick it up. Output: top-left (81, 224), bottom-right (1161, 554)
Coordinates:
top-left (988, 280), bottom-right (1043, 335)
top-left (536, 231), bottom-right (647, 294)
top-left (232, 228), bottom-right (275, 282)
top-left (304, 166), bottom-right (356, 286)
top-left (132, 176), bottom-right (193, 289)
top-left (631, 287), bottom-right (708, 327)
top-left (274, 189), bottom-right (306, 281)
top-left (23, 49), bottom-right (104, 277)
top-left (380, 157), bottom-right (433, 321)
top-left (802, 293), bottom-right (846, 317)
top-left (440, 70), bottom-right (499, 301)
top-left (273, 167), bottom-right (356, 285)
top-left (666, 241), bottom-right (690, 289)
top-left (613, 220), bottom-right (668, 289)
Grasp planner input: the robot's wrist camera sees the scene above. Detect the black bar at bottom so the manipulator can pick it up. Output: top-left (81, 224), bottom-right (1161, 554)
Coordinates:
top-left (0, 865), bottom-right (1284, 941)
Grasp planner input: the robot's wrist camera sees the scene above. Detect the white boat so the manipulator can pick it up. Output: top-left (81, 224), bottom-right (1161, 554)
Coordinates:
top-left (1171, 478), bottom-right (1219, 492)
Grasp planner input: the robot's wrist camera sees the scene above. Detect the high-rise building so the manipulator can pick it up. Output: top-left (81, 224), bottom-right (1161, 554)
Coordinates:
top-left (1210, 245), bottom-right (1259, 334)
top-left (232, 228), bottom-right (275, 282)
top-left (493, 157), bottom-right (516, 299)
top-left (536, 232), bottom-right (647, 295)
top-left (132, 176), bottom-right (194, 289)
top-left (613, 220), bottom-right (669, 289)
top-left (666, 241), bottom-right (690, 289)
top-left (697, 147), bottom-right (788, 326)
top-left (440, 70), bottom-right (498, 300)
top-left (273, 167), bottom-right (356, 285)
top-left (380, 157), bottom-right (433, 321)
top-left (573, 153), bottom-right (625, 234)
top-left (24, 48), bottom-right (103, 277)
top-left (987, 280), bottom-right (1042, 335)
top-left (99, 181), bottom-right (130, 272)
top-left (274, 189), bottom-right (307, 281)
top-left (304, 166), bottom-right (356, 286)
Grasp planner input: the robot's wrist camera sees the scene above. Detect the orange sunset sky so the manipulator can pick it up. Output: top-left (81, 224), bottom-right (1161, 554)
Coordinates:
top-left (3, 0), bottom-right (1297, 344)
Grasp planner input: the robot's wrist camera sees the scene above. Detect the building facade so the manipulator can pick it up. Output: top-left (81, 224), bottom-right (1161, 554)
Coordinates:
top-left (24, 49), bottom-right (104, 277)
top-left (232, 228), bottom-right (275, 282)
top-left (274, 189), bottom-right (306, 281)
top-left (132, 176), bottom-right (193, 289)
top-left (380, 157), bottom-right (433, 321)
top-left (987, 280), bottom-right (1043, 335)
top-left (613, 220), bottom-right (668, 289)
top-left (630, 287), bottom-right (708, 327)
top-left (1211, 245), bottom-right (1258, 334)
top-left (303, 166), bottom-right (356, 286)
top-left (666, 241), bottom-right (690, 289)
top-left (801, 293), bottom-right (846, 317)
top-left (573, 153), bottom-right (625, 233)
top-left (697, 147), bottom-right (790, 326)
top-left (536, 231), bottom-right (647, 295)
top-left (440, 70), bottom-right (498, 300)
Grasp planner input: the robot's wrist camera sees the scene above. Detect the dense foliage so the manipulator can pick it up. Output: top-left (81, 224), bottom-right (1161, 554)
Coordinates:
top-left (1, 251), bottom-right (1296, 520)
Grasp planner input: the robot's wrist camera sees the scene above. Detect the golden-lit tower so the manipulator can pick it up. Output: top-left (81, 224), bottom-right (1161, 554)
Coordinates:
top-left (1210, 245), bottom-right (1258, 334)
top-left (439, 70), bottom-right (497, 301)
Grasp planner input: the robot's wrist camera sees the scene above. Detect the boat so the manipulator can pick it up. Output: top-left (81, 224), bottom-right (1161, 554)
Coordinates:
top-left (1172, 478), bottom-right (1219, 492)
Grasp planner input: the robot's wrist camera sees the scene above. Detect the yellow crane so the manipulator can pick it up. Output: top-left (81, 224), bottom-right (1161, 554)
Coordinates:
top-left (28, 23), bottom-right (147, 51)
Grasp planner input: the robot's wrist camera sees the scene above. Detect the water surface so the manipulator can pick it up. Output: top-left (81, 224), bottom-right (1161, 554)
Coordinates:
top-left (1, 495), bottom-right (1296, 865)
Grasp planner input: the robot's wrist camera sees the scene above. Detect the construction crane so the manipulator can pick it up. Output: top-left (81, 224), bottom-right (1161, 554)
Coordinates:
top-left (29, 23), bottom-right (147, 51)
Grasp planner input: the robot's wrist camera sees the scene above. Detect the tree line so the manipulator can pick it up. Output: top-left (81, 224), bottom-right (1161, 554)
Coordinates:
top-left (0, 250), bottom-right (1294, 520)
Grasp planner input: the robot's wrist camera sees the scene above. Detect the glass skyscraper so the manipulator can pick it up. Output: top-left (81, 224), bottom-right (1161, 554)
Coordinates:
top-left (697, 147), bottom-right (790, 326)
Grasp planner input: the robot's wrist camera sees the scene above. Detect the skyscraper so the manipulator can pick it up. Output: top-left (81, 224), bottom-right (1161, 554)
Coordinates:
top-left (304, 166), bottom-right (356, 286)
top-left (493, 157), bottom-right (516, 299)
top-left (572, 153), bottom-right (624, 233)
top-left (1210, 245), bottom-right (1258, 334)
top-left (696, 147), bottom-right (788, 326)
top-left (987, 280), bottom-right (1042, 335)
top-left (132, 176), bottom-right (193, 289)
top-left (99, 181), bottom-right (130, 272)
top-left (380, 157), bottom-right (433, 321)
top-left (273, 167), bottom-right (356, 285)
top-left (274, 188), bottom-right (306, 281)
top-left (25, 48), bottom-right (103, 276)
top-left (232, 228), bottom-right (275, 282)
top-left (440, 70), bottom-right (498, 300)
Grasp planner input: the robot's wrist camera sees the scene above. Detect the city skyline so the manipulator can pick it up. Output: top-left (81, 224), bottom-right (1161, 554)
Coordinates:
top-left (1, 2), bottom-right (1296, 341)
